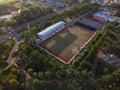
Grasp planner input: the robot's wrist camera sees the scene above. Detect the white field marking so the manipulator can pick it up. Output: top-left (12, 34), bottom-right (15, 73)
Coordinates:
top-left (39, 32), bottom-right (96, 64)
top-left (67, 32), bottom-right (96, 64)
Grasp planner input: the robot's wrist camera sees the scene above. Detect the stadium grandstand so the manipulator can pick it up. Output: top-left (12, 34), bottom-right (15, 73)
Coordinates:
top-left (38, 21), bottom-right (66, 39)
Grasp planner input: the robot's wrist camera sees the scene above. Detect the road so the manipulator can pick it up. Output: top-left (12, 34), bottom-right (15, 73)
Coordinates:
top-left (13, 12), bottom-right (56, 32)
top-left (6, 28), bottom-right (21, 41)
top-left (6, 28), bottom-right (23, 63)
top-left (13, 5), bottom-right (76, 32)
top-left (7, 40), bottom-right (22, 63)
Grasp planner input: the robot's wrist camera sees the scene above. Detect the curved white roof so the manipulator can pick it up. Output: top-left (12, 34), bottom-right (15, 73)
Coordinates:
top-left (38, 21), bottom-right (66, 38)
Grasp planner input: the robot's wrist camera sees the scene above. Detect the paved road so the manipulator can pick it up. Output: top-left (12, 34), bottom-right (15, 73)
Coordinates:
top-left (6, 28), bottom-right (23, 63)
top-left (13, 12), bottom-right (56, 32)
top-left (13, 5), bottom-right (76, 32)
top-left (6, 28), bottom-right (21, 41)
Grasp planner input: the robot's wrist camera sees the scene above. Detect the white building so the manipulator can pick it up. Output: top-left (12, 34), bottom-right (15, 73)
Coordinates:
top-left (38, 21), bottom-right (66, 39)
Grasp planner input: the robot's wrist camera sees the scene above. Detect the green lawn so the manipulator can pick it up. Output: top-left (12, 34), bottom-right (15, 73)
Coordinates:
top-left (41, 26), bottom-right (93, 58)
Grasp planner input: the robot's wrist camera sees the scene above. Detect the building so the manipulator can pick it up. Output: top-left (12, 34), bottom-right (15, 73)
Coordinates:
top-left (93, 12), bottom-right (115, 22)
top-left (118, 18), bottom-right (120, 24)
top-left (38, 21), bottom-right (66, 39)
top-left (93, 12), bottom-right (107, 21)
top-left (108, 16), bottom-right (115, 22)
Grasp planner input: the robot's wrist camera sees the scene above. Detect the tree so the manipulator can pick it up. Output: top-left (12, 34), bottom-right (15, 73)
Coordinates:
top-left (33, 79), bottom-right (40, 90)
top-left (104, 23), bottom-right (117, 31)
top-left (26, 78), bottom-right (33, 90)
top-left (19, 83), bottom-right (25, 90)
top-left (58, 80), bottom-right (63, 90)
top-left (23, 31), bottom-right (31, 44)
top-left (38, 72), bottom-right (44, 79)
top-left (79, 60), bottom-right (92, 71)
top-left (5, 78), bottom-right (19, 90)
top-left (110, 3), bottom-right (120, 9)
top-left (100, 69), bottom-right (120, 90)
top-left (0, 60), bottom-right (7, 68)
top-left (71, 59), bottom-right (80, 69)
top-left (28, 68), bottom-right (34, 74)
top-left (45, 71), bottom-right (52, 79)
top-left (11, 67), bottom-right (18, 75)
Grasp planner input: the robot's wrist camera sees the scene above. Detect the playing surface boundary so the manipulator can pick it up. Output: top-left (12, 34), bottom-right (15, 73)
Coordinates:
top-left (39, 25), bottom-right (96, 64)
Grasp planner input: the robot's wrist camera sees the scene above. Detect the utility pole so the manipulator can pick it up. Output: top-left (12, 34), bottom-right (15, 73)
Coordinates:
top-left (27, 23), bottom-right (31, 43)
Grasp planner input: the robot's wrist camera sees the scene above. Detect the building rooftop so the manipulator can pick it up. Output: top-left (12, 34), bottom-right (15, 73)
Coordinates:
top-left (38, 21), bottom-right (66, 39)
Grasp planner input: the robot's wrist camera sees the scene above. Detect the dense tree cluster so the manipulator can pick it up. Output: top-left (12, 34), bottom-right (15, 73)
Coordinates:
top-left (0, 38), bottom-right (15, 69)
top-left (50, 3), bottom-right (98, 21)
top-left (110, 3), bottom-right (120, 17)
top-left (0, 65), bottom-right (26, 90)
top-left (0, 0), bottom-right (19, 15)
top-left (0, 2), bottom-right (53, 27)
top-left (100, 69), bottom-right (120, 90)
top-left (0, 38), bottom-right (15, 60)
top-left (10, 4), bottom-right (53, 26)
top-left (1, 23), bottom-right (120, 89)
top-left (103, 22), bottom-right (120, 57)
top-left (110, 3), bottom-right (120, 9)
top-left (23, 26), bottom-right (38, 44)
top-left (0, 21), bottom-right (120, 90)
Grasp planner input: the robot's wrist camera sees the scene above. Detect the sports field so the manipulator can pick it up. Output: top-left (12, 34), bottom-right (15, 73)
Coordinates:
top-left (39, 26), bottom-right (94, 64)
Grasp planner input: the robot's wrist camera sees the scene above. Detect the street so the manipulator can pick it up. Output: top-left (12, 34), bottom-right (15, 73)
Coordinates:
top-left (6, 28), bottom-right (23, 64)
top-left (13, 5), bottom-right (76, 33)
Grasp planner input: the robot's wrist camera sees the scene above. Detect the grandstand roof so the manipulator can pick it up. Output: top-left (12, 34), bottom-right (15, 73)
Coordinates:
top-left (38, 21), bottom-right (66, 39)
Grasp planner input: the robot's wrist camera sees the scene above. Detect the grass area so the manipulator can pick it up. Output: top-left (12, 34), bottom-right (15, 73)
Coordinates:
top-left (40, 26), bottom-right (94, 62)
top-left (0, 0), bottom-right (16, 4)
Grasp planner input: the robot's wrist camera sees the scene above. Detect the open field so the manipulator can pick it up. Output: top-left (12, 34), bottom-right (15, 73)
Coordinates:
top-left (39, 26), bottom-right (95, 63)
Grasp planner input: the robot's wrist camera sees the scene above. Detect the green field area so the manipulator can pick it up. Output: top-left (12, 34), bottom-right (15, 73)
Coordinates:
top-left (41, 26), bottom-right (93, 58)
